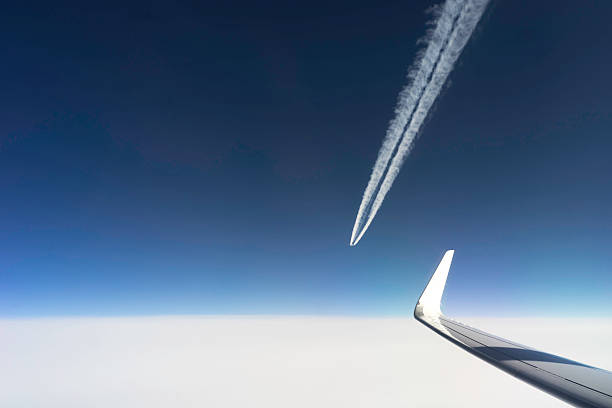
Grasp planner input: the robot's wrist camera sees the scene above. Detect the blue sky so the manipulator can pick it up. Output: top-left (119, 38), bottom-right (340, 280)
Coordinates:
top-left (1, 0), bottom-right (611, 317)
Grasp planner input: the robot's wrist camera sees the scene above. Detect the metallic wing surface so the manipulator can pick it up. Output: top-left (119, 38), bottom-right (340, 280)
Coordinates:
top-left (414, 250), bottom-right (612, 408)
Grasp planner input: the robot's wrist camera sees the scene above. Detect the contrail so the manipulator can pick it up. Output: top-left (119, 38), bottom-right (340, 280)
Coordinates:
top-left (349, 0), bottom-right (464, 245)
top-left (350, 0), bottom-right (489, 246)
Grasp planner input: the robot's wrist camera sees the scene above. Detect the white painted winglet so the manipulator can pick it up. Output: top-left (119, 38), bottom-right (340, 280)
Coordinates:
top-left (413, 250), bottom-right (454, 338)
top-left (415, 249), bottom-right (454, 319)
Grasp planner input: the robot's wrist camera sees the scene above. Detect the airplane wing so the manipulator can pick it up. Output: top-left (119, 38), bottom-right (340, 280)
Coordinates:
top-left (414, 250), bottom-right (612, 408)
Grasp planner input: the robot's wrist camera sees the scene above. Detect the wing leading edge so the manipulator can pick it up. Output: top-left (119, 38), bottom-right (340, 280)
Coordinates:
top-left (414, 250), bottom-right (612, 408)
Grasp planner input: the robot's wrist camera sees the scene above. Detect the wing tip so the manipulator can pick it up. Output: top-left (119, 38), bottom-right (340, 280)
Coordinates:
top-left (414, 250), bottom-right (454, 320)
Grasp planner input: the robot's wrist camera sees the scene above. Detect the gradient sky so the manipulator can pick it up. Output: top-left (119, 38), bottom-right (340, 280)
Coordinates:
top-left (1, 0), bottom-right (611, 317)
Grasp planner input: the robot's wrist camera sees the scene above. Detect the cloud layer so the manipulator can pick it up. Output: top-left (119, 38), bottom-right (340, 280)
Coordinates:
top-left (2, 316), bottom-right (611, 407)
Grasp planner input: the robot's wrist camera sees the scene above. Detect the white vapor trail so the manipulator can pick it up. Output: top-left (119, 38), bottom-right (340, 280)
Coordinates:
top-left (350, 0), bottom-right (489, 246)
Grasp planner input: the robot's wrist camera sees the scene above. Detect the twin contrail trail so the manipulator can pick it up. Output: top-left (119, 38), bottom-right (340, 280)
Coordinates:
top-left (350, 0), bottom-right (489, 246)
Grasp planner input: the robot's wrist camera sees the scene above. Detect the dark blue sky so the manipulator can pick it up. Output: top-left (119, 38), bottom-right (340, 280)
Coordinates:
top-left (1, 0), bottom-right (611, 317)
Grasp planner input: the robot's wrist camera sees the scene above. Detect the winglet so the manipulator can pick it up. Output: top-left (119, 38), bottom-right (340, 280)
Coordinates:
top-left (414, 250), bottom-right (454, 320)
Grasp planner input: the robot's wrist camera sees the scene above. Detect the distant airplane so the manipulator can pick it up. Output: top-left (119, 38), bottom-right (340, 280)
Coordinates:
top-left (415, 250), bottom-right (612, 408)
